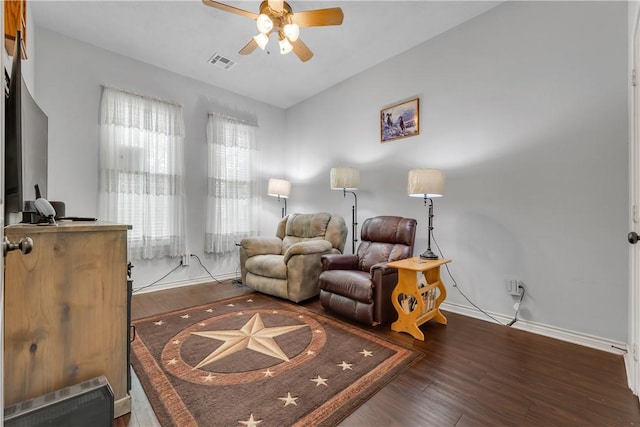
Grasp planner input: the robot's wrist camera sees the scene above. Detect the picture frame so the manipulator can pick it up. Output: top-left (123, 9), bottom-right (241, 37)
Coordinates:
top-left (380, 97), bottom-right (419, 143)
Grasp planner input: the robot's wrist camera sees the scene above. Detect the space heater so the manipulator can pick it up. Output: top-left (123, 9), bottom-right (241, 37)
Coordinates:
top-left (4, 376), bottom-right (114, 427)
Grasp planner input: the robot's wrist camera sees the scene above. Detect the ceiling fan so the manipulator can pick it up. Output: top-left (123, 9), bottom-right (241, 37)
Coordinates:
top-left (202, 0), bottom-right (344, 62)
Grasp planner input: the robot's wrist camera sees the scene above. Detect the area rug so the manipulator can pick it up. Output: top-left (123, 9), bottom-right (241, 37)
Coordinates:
top-left (131, 293), bottom-right (420, 427)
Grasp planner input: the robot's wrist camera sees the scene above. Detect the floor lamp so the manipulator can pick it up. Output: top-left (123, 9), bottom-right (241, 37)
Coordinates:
top-left (330, 167), bottom-right (359, 254)
top-left (268, 178), bottom-right (291, 218)
top-left (408, 168), bottom-right (444, 259)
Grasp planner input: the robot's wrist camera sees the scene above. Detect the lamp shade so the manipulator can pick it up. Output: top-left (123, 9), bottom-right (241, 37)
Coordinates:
top-left (268, 178), bottom-right (291, 198)
top-left (408, 168), bottom-right (444, 197)
top-left (283, 23), bottom-right (300, 42)
top-left (330, 167), bottom-right (360, 190)
top-left (279, 37), bottom-right (293, 55)
top-left (253, 33), bottom-right (269, 50)
top-left (256, 13), bottom-right (273, 34)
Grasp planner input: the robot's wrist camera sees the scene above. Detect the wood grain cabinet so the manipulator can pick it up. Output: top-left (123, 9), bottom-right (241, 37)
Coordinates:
top-left (4, 222), bottom-right (132, 418)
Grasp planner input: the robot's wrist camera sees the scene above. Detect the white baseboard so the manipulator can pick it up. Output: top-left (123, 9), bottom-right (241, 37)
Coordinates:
top-left (441, 301), bottom-right (627, 355)
top-left (132, 272), bottom-right (240, 295)
top-left (624, 352), bottom-right (637, 397)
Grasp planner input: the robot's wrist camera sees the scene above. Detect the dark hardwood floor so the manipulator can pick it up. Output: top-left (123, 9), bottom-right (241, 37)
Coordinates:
top-left (117, 280), bottom-right (640, 426)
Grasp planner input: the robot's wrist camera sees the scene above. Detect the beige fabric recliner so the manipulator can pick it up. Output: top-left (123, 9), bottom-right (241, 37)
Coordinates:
top-left (240, 212), bottom-right (348, 303)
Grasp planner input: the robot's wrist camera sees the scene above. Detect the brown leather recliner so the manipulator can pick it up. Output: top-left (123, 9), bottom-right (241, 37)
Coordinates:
top-left (318, 216), bottom-right (417, 325)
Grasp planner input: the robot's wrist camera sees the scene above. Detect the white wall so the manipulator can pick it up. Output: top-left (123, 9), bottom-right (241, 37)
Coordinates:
top-left (34, 28), bottom-right (287, 290)
top-left (284, 1), bottom-right (629, 341)
top-left (32, 1), bottom-right (630, 343)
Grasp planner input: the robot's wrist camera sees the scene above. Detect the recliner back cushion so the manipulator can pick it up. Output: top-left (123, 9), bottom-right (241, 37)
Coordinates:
top-left (361, 216), bottom-right (414, 246)
top-left (357, 216), bottom-right (417, 271)
top-left (357, 241), bottom-right (393, 271)
top-left (281, 212), bottom-right (332, 253)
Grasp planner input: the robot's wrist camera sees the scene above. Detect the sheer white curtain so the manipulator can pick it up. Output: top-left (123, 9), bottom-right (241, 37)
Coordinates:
top-left (205, 113), bottom-right (259, 254)
top-left (99, 87), bottom-right (186, 260)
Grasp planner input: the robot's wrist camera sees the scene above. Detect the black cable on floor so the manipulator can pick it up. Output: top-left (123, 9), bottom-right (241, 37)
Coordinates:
top-left (190, 254), bottom-right (223, 284)
top-left (132, 261), bottom-right (182, 294)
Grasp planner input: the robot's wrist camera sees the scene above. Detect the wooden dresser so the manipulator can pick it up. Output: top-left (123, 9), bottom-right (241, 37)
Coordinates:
top-left (4, 221), bottom-right (131, 417)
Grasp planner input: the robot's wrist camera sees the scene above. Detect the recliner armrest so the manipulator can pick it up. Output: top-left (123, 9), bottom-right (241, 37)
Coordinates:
top-left (370, 262), bottom-right (397, 277)
top-left (283, 240), bottom-right (333, 263)
top-left (240, 236), bottom-right (283, 257)
top-left (321, 253), bottom-right (359, 271)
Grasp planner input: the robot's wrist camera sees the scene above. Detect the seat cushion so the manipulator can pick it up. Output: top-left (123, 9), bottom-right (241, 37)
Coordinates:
top-left (319, 270), bottom-right (373, 304)
top-left (245, 254), bottom-right (287, 280)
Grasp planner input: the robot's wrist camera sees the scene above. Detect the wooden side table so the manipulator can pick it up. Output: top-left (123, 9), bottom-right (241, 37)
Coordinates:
top-left (387, 257), bottom-right (451, 341)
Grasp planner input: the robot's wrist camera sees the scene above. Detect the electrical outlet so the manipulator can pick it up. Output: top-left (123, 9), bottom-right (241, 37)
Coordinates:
top-left (506, 278), bottom-right (522, 296)
top-left (181, 254), bottom-right (190, 266)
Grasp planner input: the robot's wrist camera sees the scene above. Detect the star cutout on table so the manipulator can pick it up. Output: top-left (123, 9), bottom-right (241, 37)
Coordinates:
top-left (238, 413), bottom-right (262, 427)
top-left (262, 369), bottom-right (275, 377)
top-left (167, 358), bottom-right (178, 366)
top-left (198, 322), bottom-right (206, 327)
top-left (237, 312), bottom-right (244, 316)
top-left (172, 339), bottom-right (180, 345)
top-left (206, 308), bottom-right (214, 313)
top-left (279, 392), bottom-right (298, 406)
top-left (154, 320), bottom-right (165, 326)
top-left (337, 361), bottom-right (353, 370)
top-left (313, 329), bottom-right (323, 334)
top-left (191, 313), bottom-right (308, 369)
top-left (227, 304), bottom-right (235, 307)
top-left (360, 349), bottom-right (373, 357)
top-left (306, 350), bottom-right (315, 356)
top-left (311, 375), bottom-right (328, 386)
top-left (181, 314), bottom-right (190, 319)
top-left (247, 299), bottom-right (253, 303)
top-left (202, 373), bottom-right (216, 382)
top-left (272, 310), bottom-right (279, 314)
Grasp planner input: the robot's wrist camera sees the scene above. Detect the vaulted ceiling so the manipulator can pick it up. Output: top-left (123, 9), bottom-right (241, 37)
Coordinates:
top-left (32, 1), bottom-right (502, 109)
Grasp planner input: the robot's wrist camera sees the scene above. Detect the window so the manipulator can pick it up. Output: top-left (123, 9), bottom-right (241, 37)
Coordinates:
top-left (205, 113), bottom-right (259, 254)
top-left (99, 87), bottom-right (186, 260)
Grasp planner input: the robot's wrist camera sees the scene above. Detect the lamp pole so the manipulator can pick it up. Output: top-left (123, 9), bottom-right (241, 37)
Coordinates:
top-left (278, 196), bottom-right (287, 218)
top-left (420, 195), bottom-right (438, 259)
top-left (344, 189), bottom-right (358, 254)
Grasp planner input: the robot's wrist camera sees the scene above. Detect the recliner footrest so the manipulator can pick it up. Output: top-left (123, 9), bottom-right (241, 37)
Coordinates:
top-left (319, 290), bottom-right (374, 325)
top-left (319, 270), bottom-right (373, 303)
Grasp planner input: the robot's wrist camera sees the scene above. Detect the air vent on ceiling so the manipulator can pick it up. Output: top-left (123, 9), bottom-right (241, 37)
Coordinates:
top-left (208, 53), bottom-right (237, 71)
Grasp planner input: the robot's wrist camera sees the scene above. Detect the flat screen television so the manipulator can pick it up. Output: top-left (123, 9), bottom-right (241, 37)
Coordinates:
top-left (5, 29), bottom-right (48, 219)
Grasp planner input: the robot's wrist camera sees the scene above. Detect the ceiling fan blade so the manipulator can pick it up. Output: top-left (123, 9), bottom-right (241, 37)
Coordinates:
top-left (291, 8), bottom-right (344, 28)
top-left (268, 0), bottom-right (284, 13)
top-left (239, 38), bottom-right (259, 55)
top-left (202, 0), bottom-right (258, 19)
top-left (291, 38), bottom-right (313, 62)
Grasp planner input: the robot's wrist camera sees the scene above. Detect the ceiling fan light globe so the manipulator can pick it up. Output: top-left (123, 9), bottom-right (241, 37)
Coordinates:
top-left (283, 23), bottom-right (300, 42)
top-left (253, 33), bottom-right (269, 50)
top-left (256, 13), bottom-right (273, 33)
top-left (279, 37), bottom-right (293, 55)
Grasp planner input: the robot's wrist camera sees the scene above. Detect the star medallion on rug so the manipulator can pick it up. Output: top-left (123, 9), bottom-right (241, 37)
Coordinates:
top-left (131, 293), bottom-right (420, 427)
